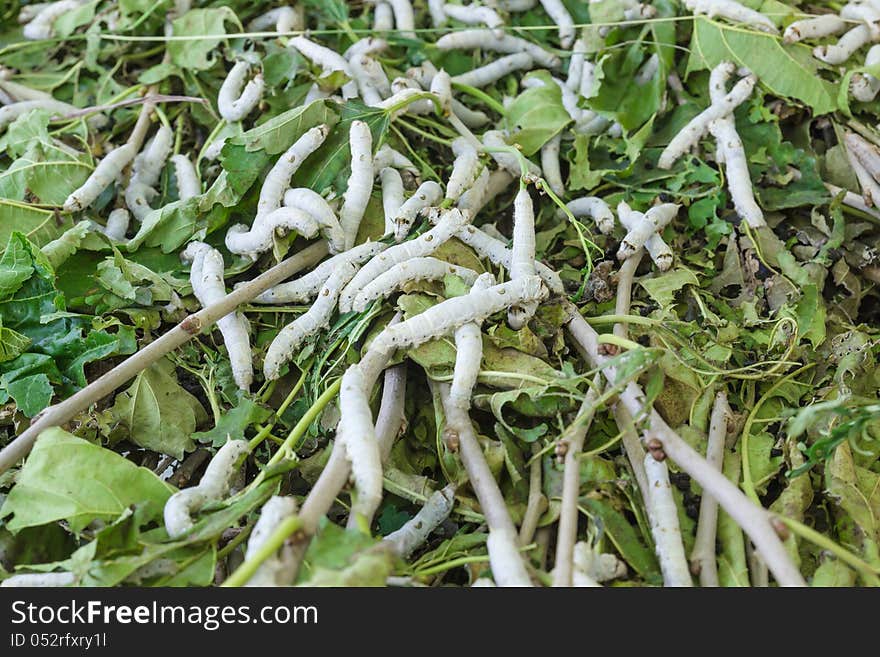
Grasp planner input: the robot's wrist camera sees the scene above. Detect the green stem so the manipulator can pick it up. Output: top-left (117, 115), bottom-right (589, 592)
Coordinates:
top-left (451, 82), bottom-right (506, 115)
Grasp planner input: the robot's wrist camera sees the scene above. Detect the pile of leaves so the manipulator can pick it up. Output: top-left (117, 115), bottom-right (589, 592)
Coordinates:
top-left (0, 0), bottom-right (878, 587)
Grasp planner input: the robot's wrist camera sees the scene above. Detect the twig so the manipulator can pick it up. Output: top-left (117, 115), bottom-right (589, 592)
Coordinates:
top-left (436, 382), bottom-right (532, 586)
top-left (0, 242), bottom-right (329, 476)
top-left (518, 442), bottom-right (546, 545)
top-left (552, 382), bottom-right (599, 587)
top-left (644, 452), bottom-right (693, 586)
top-left (563, 301), bottom-right (806, 586)
top-left (690, 391), bottom-right (732, 587)
top-left (60, 94), bottom-right (207, 120)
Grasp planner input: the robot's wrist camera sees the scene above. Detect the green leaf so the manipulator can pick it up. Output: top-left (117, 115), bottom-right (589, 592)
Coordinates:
top-left (686, 16), bottom-right (837, 115)
top-left (582, 498), bottom-right (662, 584)
top-left (506, 73), bottom-right (571, 155)
top-left (168, 8), bottom-right (238, 71)
top-left (110, 358), bottom-right (207, 459)
top-left (6, 373), bottom-right (53, 417)
top-left (639, 268), bottom-right (700, 308)
top-left (193, 397), bottom-right (272, 447)
top-left (0, 319), bottom-right (31, 363)
top-left (0, 232), bottom-right (41, 299)
top-left (0, 427), bottom-right (173, 533)
top-left (0, 201), bottom-right (63, 248)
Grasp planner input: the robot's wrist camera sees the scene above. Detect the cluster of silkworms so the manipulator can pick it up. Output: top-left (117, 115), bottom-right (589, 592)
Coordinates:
top-left (2, 0), bottom-right (836, 587)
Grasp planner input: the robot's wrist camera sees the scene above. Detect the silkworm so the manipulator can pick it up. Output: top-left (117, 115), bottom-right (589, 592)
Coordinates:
top-left (499, 0), bottom-right (538, 9)
top-left (0, 76), bottom-right (54, 102)
top-left (125, 124), bottom-right (173, 221)
top-left (254, 241), bottom-right (387, 304)
top-left (428, 0), bottom-right (447, 26)
top-left (394, 180), bottom-right (443, 241)
top-left (580, 59), bottom-right (597, 100)
top-left (406, 60), bottom-right (490, 127)
top-left (63, 142), bottom-right (138, 212)
top-left (164, 439), bottom-right (250, 538)
top-left (622, 3), bottom-right (657, 21)
top-left (369, 275), bottom-right (548, 357)
top-left (443, 4), bottom-right (505, 37)
top-left (567, 39), bottom-right (585, 91)
top-left (257, 124), bottom-right (330, 220)
top-left (343, 37), bottom-right (389, 61)
top-left (386, 0), bottom-right (416, 39)
top-left (339, 208), bottom-right (472, 312)
top-left (225, 206), bottom-right (321, 260)
top-left (708, 62), bottom-right (764, 228)
top-left (617, 202), bottom-right (679, 261)
top-left (374, 144), bottom-right (418, 175)
top-left (1, 572), bottom-right (76, 587)
top-left (247, 6), bottom-right (302, 33)
top-left (539, 0), bottom-right (576, 48)
top-left (381, 166), bottom-right (405, 236)
top-left (840, 3), bottom-right (880, 41)
top-left (452, 53), bottom-right (535, 89)
top-left (565, 196), bottom-right (615, 235)
top-left (457, 165), bottom-right (491, 215)
top-left (340, 120), bottom-right (374, 250)
top-left (851, 45), bottom-right (880, 102)
top-left (618, 202), bottom-right (672, 270)
top-left (449, 272), bottom-right (495, 407)
top-left (374, 1), bottom-right (395, 30)
top-left (283, 187), bottom-right (346, 254)
top-left (170, 154), bottom-right (200, 200)
top-left (244, 496), bottom-right (299, 587)
top-left (351, 256), bottom-right (480, 312)
top-left (218, 61), bottom-right (264, 122)
top-left (844, 131), bottom-right (880, 206)
top-left (684, 0), bottom-right (778, 34)
top-left (264, 260), bottom-right (360, 379)
top-left (657, 73), bottom-right (756, 169)
top-left (0, 99), bottom-right (85, 131)
top-left (541, 134), bottom-right (564, 197)
top-left (351, 55), bottom-right (390, 106)
top-left (635, 53), bottom-right (659, 87)
top-left (845, 136), bottom-right (880, 207)
top-left (813, 25), bottom-right (871, 65)
top-left (102, 208), bottom-right (131, 242)
top-left (22, 0), bottom-right (81, 40)
top-left (782, 15), bottom-right (846, 44)
top-left (17, 3), bottom-right (52, 24)
top-left (182, 242), bottom-right (253, 389)
top-left (523, 74), bottom-right (607, 134)
top-left (436, 30), bottom-right (562, 70)
top-left (644, 453), bottom-right (693, 586)
top-left (382, 484), bottom-right (456, 557)
top-left (446, 136), bottom-right (481, 202)
top-left (454, 223), bottom-right (565, 294)
top-left (508, 187), bottom-right (537, 329)
top-left (288, 36), bottom-right (358, 99)
top-left (482, 130), bottom-right (543, 177)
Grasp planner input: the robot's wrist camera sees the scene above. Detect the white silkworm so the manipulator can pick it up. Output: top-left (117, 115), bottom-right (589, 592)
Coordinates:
top-left (684, 0), bottom-right (778, 34)
top-left (386, 0), bottom-right (416, 38)
top-left (539, 0), bottom-right (576, 48)
top-left (254, 242), bottom-right (387, 304)
top-left (340, 121), bottom-right (373, 250)
top-left (580, 59), bottom-right (597, 100)
top-left (572, 542), bottom-right (628, 583)
top-left (18, 3), bottom-right (52, 24)
top-left (617, 202), bottom-right (679, 261)
top-left (499, 0), bottom-right (537, 9)
top-left (657, 73), bottom-right (756, 169)
top-left (63, 142), bottom-right (138, 212)
top-left (217, 61), bottom-right (264, 122)
top-left (851, 45), bottom-right (880, 102)
top-left (383, 484), bottom-right (456, 557)
top-left (304, 84), bottom-right (331, 104)
top-left (644, 453), bottom-right (693, 586)
top-left (125, 124), bottom-right (173, 221)
top-left (482, 129), bottom-right (542, 178)
top-left (487, 528), bottom-right (533, 587)
top-left (522, 74), bottom-right (602, 133)
top-left (264, 260), bottom-right (360, 379)
top-left (430, 69), bottom-right (454, 115)
top-left (380, 166), bottom-right (405, 236)
top-left (352, 55), bottom-right (390, 106)
top-left (22, 0), bottom-right (81, 40)
top-left (102, 208), bottom-right (131, 241)
top-left (171, 154), bottom-right (200, 200)
top-left (813, 25), bottom-right (872, 65)
top-left (369, 275), bottom-right (547, 356)
top-left (283, 187), bottom-right (346, 254)
top-left (436, 30), bottom-right (562, 69)
top-left (429, 0), bottom-right (447, 26)
top-left (708, 62), bottom-right (765, 228)
top-left (164, 439), bottom-right (250, 538)
top-left (567, 42), bottom-right (584, 91)
top-left (622, 3), bottom-right (657, 21)
top-left (541, 134), bottom-right (564, 197)
top-left (201, 135), bottom-right (227, 161)
top-left (244, 496), bottom-right (299, 587)
top-left (844, 131), bottom-right (880, 206)
top-left (454, 223), bottom-right (565, 294)
top-left (225, 206), bottom-right (321, 260)
top-left (457, 165), bottom-right (491, 214)
top-left (339, 208), bottom-right (472, 312)
top-left (635, 53), bottom-right (659, 87)
top-left (443, 4), bottom-right (505, 36)
top-left (288, 36), bottom-right (358, 99)
top-left (618, 202), bottom-right (672, 270)
top-left (509, 187), bottom-right (537, 329)
top-left (449, 272), bottom-right (495, 407)
top-left (374, 144), bottom-right (418, 175)
top-left (182, 242), bottom-right (253, 389)
top-left (247, 6), bottom-right (302, 33)
top-left (0, 77), bottom-right (53, 102)
top-left (782, 14), bottom-right (846, 44)
top-left (846, 139), bottom-right (880, 207)
top-left (390, 77), bottom-right (433, 114)
top-left (343, 37), bottom-right (389, 61)
top-left (452, 53), bottom-right (535, 89)
top-left (0, 99), bottom-right (82, 131)
top-left (257, 124), bottom-right (330, 220)
top-left (374, 2), bottom-right (395, 30)
top-left (1, 572), bottom-right (76, 587)
top-left (394, 180), bottom-right (443, 241)
top-left (841, 3), bottom-right (880, 41)
top-left (451, 99), bottom-right (491, 128)
top-left (446, 136), bottom-right (481, 202)
top-left (565, 196), bottom-right (615, 235)
top-left (351, 257), bottom-right (480, 312)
